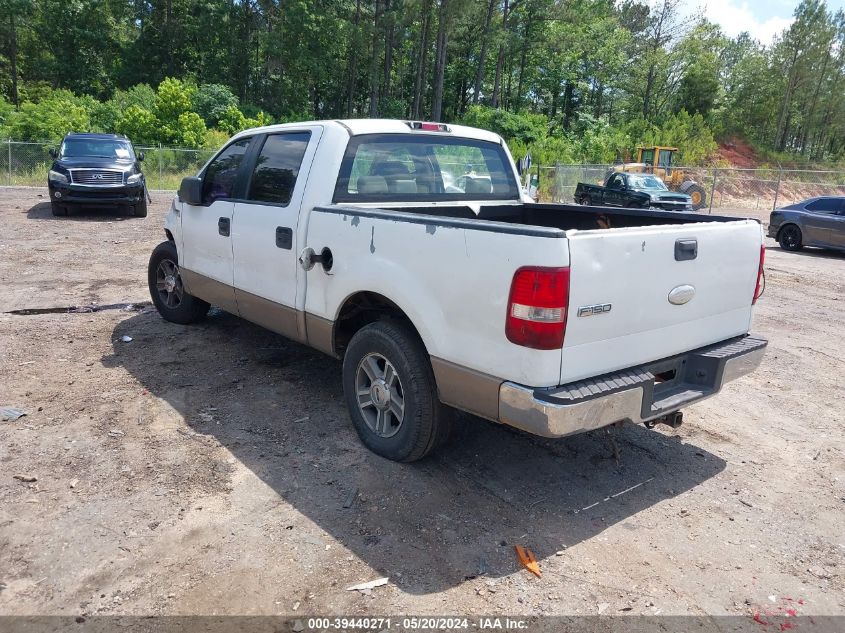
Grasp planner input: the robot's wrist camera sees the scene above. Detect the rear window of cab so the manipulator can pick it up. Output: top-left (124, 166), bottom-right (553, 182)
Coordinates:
top-left (333, 134), bottom-right (520, 203)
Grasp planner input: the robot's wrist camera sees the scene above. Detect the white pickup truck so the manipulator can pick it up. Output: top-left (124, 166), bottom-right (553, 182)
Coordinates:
top-left (148, 119), bottom-right (767, 462)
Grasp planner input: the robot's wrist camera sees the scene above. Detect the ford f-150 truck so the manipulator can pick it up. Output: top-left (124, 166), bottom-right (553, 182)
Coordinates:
top-left (148, 119), bottom-right (767, 462)
top-left (575, 171), bottom-right (694, 211)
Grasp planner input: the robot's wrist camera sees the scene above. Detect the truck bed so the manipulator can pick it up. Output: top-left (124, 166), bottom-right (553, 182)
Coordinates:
top-left (370, 202), bottom-right (747, 231)
top-left (313, 201), bottom-right (762, 386)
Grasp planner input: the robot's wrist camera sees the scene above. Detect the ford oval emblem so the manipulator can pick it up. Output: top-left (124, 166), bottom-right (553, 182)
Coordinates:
top-left (668, 284), bottom-right (696, 305)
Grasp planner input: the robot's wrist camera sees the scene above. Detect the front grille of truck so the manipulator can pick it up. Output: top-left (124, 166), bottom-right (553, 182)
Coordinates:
top-left (69, 169), bottom-right (124, 186)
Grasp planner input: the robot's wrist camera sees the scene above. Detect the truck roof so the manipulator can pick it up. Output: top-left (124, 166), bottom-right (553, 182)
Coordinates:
top-left (230, 119), bottom-right (503, 144)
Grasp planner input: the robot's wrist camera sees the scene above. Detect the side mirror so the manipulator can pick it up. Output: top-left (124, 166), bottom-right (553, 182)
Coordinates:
top-left (137, 152), bottom-right (145, 162)
top-left (178, 176), bottom-right (203, 206)
top-left (49, 148), bottom-right (58, 159)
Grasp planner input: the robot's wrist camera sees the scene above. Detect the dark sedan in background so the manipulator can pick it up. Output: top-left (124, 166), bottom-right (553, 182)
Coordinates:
top-left (769, 196), bottom-right (845, 252)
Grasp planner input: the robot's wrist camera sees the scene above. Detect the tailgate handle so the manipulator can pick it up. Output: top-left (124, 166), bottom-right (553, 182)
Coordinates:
top-left (675, 238), bottom-right (697, 261)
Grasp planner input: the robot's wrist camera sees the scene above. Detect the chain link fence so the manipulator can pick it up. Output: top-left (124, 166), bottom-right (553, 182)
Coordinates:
top-left (5, 139), bottom-right (845, 206)
top-left (536, 163), bottom-right (845, 213)
top-left (0, 139), bottom-right (215, 190)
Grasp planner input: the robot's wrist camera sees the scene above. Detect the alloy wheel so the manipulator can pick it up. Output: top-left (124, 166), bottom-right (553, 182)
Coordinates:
top-left (355, 353), bottom-right (405, 438)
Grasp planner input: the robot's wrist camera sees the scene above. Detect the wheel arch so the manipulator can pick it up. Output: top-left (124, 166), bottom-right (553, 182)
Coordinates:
top-left (331, 290), bottom-right (428, 358)
top-left (776, 222), bottom-right (801, 239)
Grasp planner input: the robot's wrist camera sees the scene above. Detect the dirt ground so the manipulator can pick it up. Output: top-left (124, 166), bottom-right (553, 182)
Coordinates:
top-left (0, 188), bottom-right (843, 625)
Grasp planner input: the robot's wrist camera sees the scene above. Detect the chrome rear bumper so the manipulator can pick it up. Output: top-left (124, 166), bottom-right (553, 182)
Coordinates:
top-left (499, 335), bottom-right (767, 438)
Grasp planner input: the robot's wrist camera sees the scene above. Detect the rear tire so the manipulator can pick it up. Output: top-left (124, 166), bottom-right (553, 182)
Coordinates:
top-left (580, 196), bottom-right (592, 206)
top-left (342, 320), bottom-right (451, 462)
top-left (778, 224), bottom-right (803, 251)
top-left (148, 241), bottom-right (210, 324)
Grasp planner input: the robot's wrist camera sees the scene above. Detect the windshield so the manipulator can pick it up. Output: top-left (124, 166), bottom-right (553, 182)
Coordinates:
top-left (60, 138), bottom-right (135, 160)
top-left (627, 174), bottom-right (667, 190)
top-left (333, 134), bottom-right (519, 202)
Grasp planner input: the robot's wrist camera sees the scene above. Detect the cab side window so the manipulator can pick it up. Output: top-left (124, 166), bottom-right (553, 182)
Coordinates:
top-left (202, 138), bottom-right (251, 204)
top-left (609, 175), bottom-right (625, 189)
top-left (246, 132), bottom-right (311, 205)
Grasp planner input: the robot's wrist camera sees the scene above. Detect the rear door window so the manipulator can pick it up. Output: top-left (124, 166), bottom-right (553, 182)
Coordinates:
top-left (246, 132), bottom-right (311, 205)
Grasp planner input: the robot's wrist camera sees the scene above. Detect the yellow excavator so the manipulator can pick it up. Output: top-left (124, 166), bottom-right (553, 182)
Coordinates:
top-left (616, 146), bottom-right (707, 210)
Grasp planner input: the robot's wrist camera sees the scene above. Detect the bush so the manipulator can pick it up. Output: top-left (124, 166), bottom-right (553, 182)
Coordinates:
top-left (218, 105), bottom-right (272, 134)
top-left (175, 112), bottom-right (207, 148)
top-left (192, 84), bottom-right (239, 127)
top-left (638, 111), bottom-right (718, 165)
top-left (89, 100), bottom-right (122, 133)
top-left (459, 105), bottom-right (548, 146)
top-left (532, 135), bottom-right (577, 165)
top-left (112, 84), bottom-right (157, 112)
top-left (574, 115), bottom-right (633, 163)
top-left (252, 111), bottom-right (273, 127)
top-left (203, 128), bottom-right (230, 150)
top-left (154, 78), bottom-right (195, 124)
top-left (0, 97), bottom-right (13, 131)
top-left (115, 105), bottom-right (159, 145)
top-left (17, 81), bottom-right (55, 104)
top-left (217, 105), bottom-right (248, 135)
top-left (3, 91), bottom-right (90, 141)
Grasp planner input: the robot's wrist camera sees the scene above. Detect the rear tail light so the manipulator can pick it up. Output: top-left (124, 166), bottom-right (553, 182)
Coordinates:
top-left (753, 244), bottom-right (765, 304)
top-left (506, 267), bottom-right (570, 349)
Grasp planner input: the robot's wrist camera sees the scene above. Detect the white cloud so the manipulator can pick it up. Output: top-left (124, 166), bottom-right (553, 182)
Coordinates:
top-left (698, 0), bottom-right (793, 43)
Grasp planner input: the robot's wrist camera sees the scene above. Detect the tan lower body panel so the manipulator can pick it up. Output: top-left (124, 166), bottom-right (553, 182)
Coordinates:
top-left (180, 269), bottom-right (329, 347)
top-left (430, 357), bottom-right (502, 422)
top-left (179, 270), bottom-right (500, 418)
top-left (180, 268), bottom-right (238, 314)
top-left (304, 312), bottom-right (337, 357)
top-left (235, 288), bottom-right (302, 341)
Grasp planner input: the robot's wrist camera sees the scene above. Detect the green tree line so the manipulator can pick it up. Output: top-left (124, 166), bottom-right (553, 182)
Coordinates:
top-left (0, 0), bottom-right (843, 165)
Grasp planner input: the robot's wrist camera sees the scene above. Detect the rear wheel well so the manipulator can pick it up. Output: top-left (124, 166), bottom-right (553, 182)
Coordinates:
top-left (334, 292), bottom-right (423, 356)
top-left (776, 222), bottom-right (799, 238)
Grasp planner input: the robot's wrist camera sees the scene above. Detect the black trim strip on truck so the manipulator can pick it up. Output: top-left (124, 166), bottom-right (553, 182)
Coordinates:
top-left (530, 202), bottom-right (761, 225)
top-left (313, 205), bottom-right (568, 238)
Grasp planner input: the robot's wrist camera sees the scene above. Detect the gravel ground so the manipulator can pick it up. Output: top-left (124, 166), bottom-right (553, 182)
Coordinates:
top-left (0, 187), bottom-right (842, 625)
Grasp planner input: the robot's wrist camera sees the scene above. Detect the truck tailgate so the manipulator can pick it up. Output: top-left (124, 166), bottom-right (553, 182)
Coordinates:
top-left (561, 220), bottom-right (762, 384)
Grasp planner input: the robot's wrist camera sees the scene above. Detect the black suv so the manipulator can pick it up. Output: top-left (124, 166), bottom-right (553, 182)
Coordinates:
top-left (48, 133), bottom-right (147, 217)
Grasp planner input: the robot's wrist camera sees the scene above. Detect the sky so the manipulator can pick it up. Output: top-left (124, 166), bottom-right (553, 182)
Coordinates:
top-left (689, 0), bottom-right (845, 43)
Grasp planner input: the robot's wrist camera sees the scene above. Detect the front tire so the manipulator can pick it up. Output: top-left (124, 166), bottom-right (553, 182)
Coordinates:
top-left (51, 202), bottom-right (67, 216)
top-left (132, 199), bottom-right (148, 218)
top-left (342, 320), bottom-right (451, 462)
top-left (148, 241), bottom-right (209, 324)
top-left (684, 183), bottom-right (707, 210)
top-left (778, 224), bottom-right (803, 251)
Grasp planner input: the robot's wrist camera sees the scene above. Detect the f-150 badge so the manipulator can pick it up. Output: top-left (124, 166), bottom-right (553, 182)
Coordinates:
top-left (577, 303), bottom-right (612, 317)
